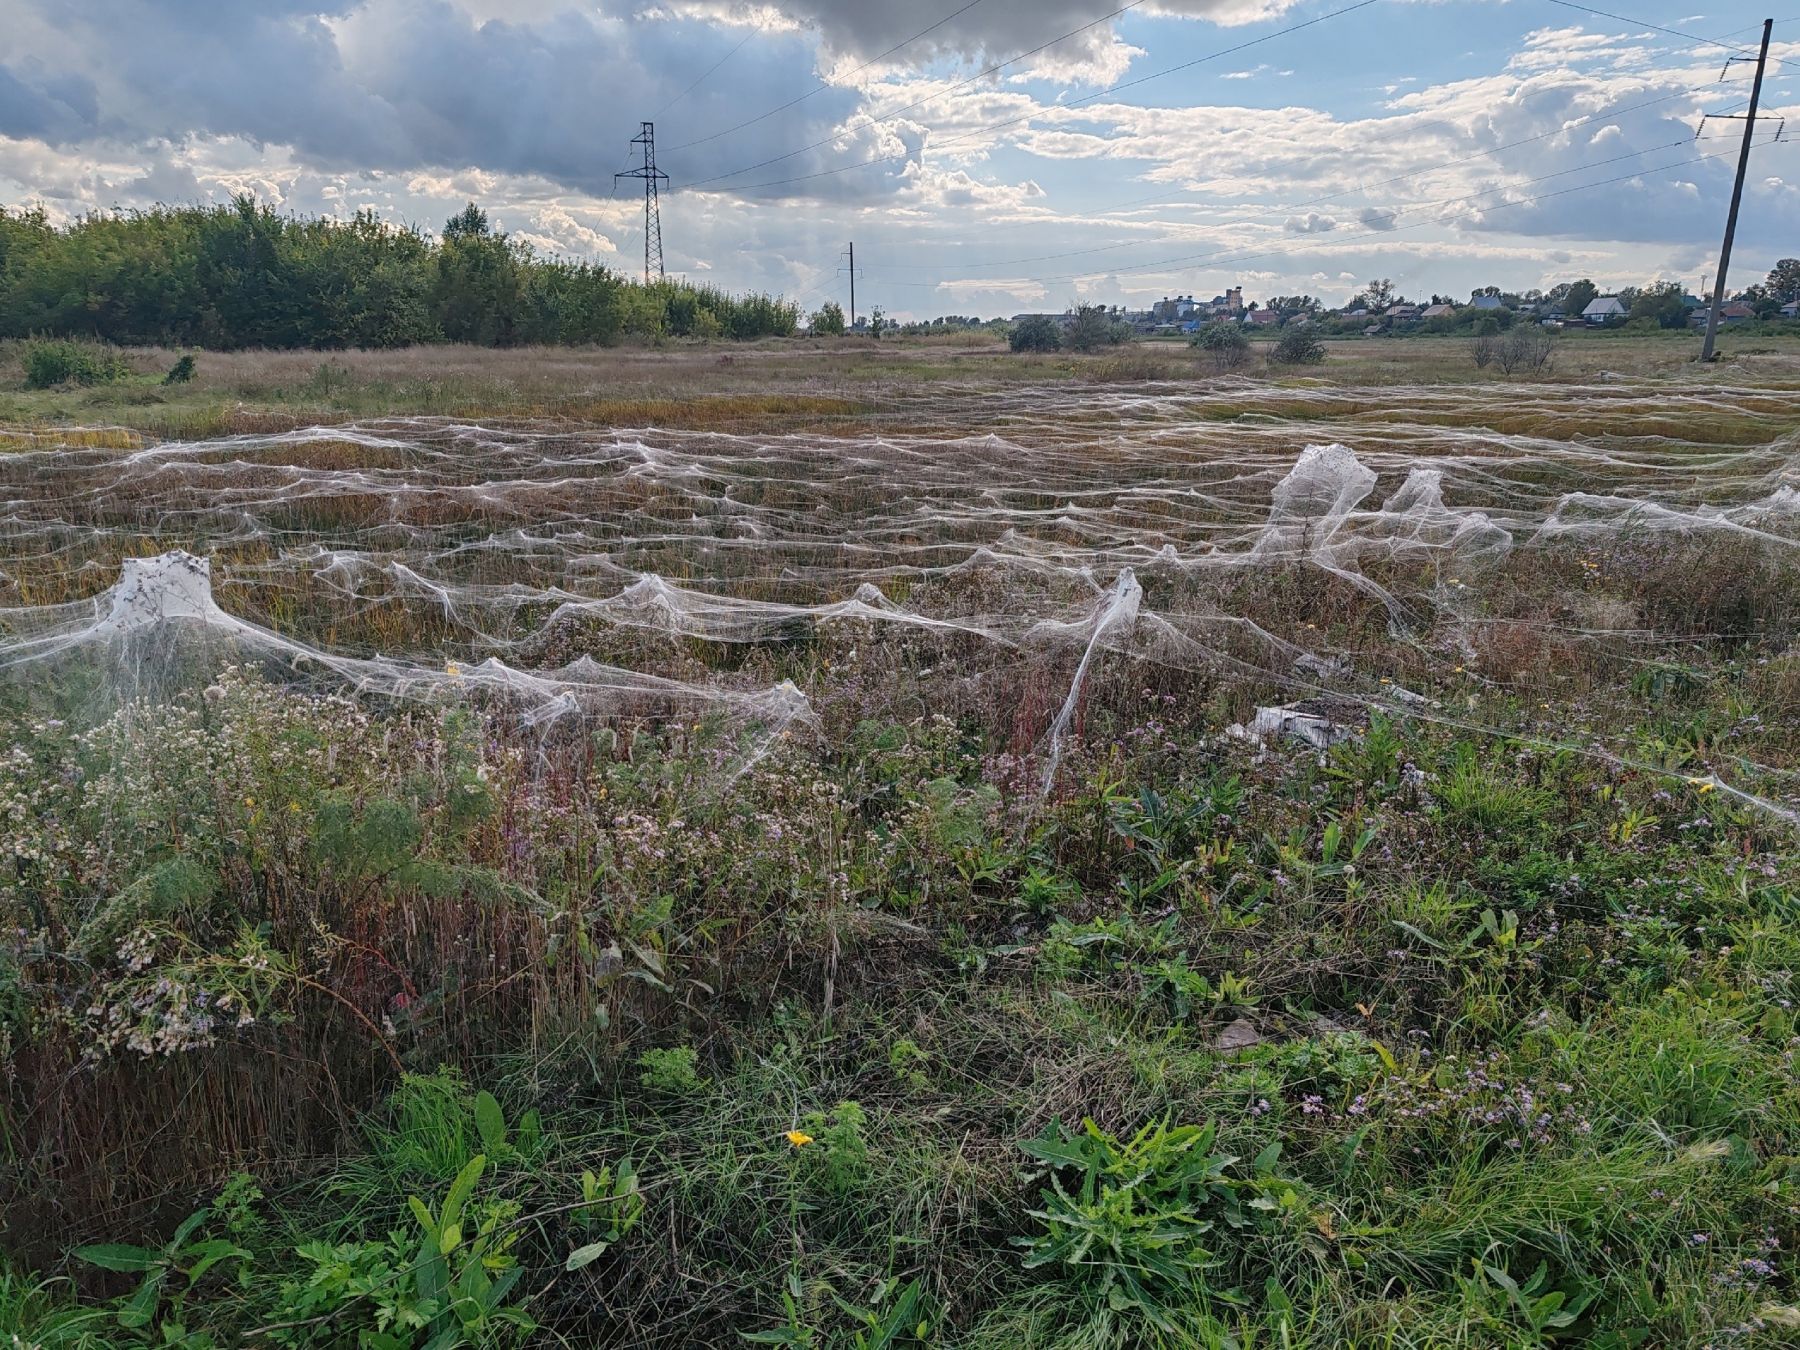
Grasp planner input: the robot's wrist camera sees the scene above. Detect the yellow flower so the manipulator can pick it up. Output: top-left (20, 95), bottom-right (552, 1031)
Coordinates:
top-left (244, 796), bottom-right (255, 808)
top-left (288, 801), bottom-right (301, 814)
top-left (446, 661), bottom-right (462, 677)
top-left (785, 1130), bottom-right (814, 1148)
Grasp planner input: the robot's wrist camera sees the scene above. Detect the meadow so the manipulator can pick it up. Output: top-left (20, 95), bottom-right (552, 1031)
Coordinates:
top-left (2, 333), bottom-right (1800, 1348)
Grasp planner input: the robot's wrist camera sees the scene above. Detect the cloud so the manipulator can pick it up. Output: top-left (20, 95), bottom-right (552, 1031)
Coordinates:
top-left (689, 0), bottom-right (1306, 84)
top-left (1, 2), bottom-right (1796, 318)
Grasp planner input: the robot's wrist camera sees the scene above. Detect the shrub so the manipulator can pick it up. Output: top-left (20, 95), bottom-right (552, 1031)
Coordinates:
top-left (21, 339), bottom-right (129, 389)
top-left (1269, 327), bottom-right (1325, 365)
top-left (1191, 323), bottom-right (1251, 371)
top-left (162, 354), bottom-right (197, 385)
top-left (1009, 314), bottom-right (1062, 353)
top-left (1495, 325), bottom-right (1556, 376)
top-left (809, 301), bottom-right (846, 336)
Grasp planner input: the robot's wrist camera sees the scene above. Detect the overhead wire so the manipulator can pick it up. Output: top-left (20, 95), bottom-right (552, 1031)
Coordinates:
top-left (860, 133), bottom-right (1788, 293)
top-left (654, 16), bottom-right (767, 119)
top-left (874, 82), bottom-right (1733, 274)
top-left (1545, 0), bottom-right (1794, 71)
top-left (664, 0), bottom-right (993, 152)
top-left (688, 0), bottom-right (1380, 195)
top-left (678, 0), bottom-right (1154, 188)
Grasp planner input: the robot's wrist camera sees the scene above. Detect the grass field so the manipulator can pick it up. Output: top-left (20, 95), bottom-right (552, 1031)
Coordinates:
top-left (2, 334), bottom-right (1800, 1348)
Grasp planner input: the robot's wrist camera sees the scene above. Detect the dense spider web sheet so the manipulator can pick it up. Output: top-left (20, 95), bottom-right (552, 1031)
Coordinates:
top-left (0, 376), bottom-right (1796, 807)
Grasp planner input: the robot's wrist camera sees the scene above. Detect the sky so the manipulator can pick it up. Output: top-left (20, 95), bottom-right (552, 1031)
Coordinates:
top-left (0, 0), bottom-right (1796, 319)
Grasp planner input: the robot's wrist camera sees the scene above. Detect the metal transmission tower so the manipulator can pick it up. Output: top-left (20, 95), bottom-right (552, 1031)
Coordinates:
top-left (615, 122), bottom-right (670, 284)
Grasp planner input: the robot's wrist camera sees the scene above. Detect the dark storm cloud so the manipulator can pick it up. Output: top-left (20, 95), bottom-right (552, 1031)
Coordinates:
top-left (703, 0), bottom-right (1293, 69)
top-left (0, 0), bottom-right (907, 201)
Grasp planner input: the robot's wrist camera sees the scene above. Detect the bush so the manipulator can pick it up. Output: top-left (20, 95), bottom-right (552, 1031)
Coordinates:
top-left (162, 354), bottom-right (197, 385)
top-left (1191, 323), bottom-right (1250, 371)
top-left (809, 301), bottom-right (846, 336)
top-left (21, 339), bottom-right (129, 389)
top-left (1009, 314), bottom-right (1062, 354)
top-left (1269, 327), bottom-right (1325, 365)
top-left (1495, 325), bottom-right (1556, 376)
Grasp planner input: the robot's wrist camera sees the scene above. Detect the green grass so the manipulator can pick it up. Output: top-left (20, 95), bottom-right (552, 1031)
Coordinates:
top-left (3, 343), bottom-right (1800, 1346)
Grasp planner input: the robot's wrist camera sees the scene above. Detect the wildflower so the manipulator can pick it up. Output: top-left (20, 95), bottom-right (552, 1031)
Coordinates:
top-left (446, 662), bottom-right (462, 677)
top-left (785, 1130), bottom-right (814, 1148)
top-left (244, 796), bottom-right (255, 808)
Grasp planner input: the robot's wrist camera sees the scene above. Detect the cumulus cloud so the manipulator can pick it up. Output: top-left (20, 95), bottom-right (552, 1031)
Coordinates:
top-left (1, 1), bottom-right (1796, 317)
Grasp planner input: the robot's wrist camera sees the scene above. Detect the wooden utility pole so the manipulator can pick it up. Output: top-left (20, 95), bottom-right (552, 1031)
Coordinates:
top-left (847, 242), bottom-right (856, 329)
top-left (1700, 18), bottom-right (1772, 363)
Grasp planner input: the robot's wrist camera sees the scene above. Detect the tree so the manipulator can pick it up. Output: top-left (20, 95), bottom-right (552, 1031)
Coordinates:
top-left (1627, 281), bottom-right (1689, 330)
top-left (1270, 327), bottom-right (1325, 365)
top-left (1353, 278), bottom-right (1395, 311)
top-left (810, 301), bottom-right (845, 336)
top-left (442, 202), bottom-right (491, 243)
top-left (1066, 303), bottom-right (1121, 353)
top-left (869, 305), bottom-right (888, 339)
top-left (1267, 294), bottom-right (1319, 317)
top-left (1009, 314), bottom-right (1062, 353)
top-left (1767, 258), bottom-right (1800, 304)
top-left (1561, 279), bottom-right (1599, 318)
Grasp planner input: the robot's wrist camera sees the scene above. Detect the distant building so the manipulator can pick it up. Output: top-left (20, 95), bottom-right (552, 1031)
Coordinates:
top-left (1385, 303), bottom-right (1420, 321)
top-left (1782, 300), bottom-right (1799, 319)
top-left (1470, 294), bottom-right (1506, 311)
top-left (1582, 297), bottom-right (1627, 323)
top-left (1421, 303), bottom-right (1456, 319)
top-left (1245, 308), bottom-right (1280, 326)
top-left (1690, 301), bottom-right (1756, 328)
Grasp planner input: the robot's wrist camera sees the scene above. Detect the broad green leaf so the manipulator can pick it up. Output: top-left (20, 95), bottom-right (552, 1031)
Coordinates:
top-left (565, 1241), bottom-right (611, 1271)
top-left (473, 1091), bottom-right (507, 1155)
top-left (75, 1244), bottom-right (157, 1273)
top-left (440, 1154), bottom-right (486, 1234)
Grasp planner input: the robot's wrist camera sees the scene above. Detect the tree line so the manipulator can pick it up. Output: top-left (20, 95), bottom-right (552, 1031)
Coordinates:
top-left (0, 198), bottom-right (798, 349)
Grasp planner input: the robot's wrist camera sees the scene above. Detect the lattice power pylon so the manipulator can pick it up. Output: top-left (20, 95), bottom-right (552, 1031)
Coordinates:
top-left (615, 122), bottom-right (670, 284)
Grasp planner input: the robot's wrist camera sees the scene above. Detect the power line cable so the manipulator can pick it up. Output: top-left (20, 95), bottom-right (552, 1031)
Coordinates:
top-left (863, 135), bottom-right (1787, 293)
top-left (903, 4), bottom-right (1787, 244)
top-left (680, 0), bottom-right (1153, 188)
top-left (1545, 0), bottom-right (1793, 71)
top-left (875, 82), bottom-right (1732, 273)
top-left (686, 0), bottom-right (1380, 195)
top-left (665, 0), bottom-right (992, 152)
top-left (654, 17), bottom-right (766, 119)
